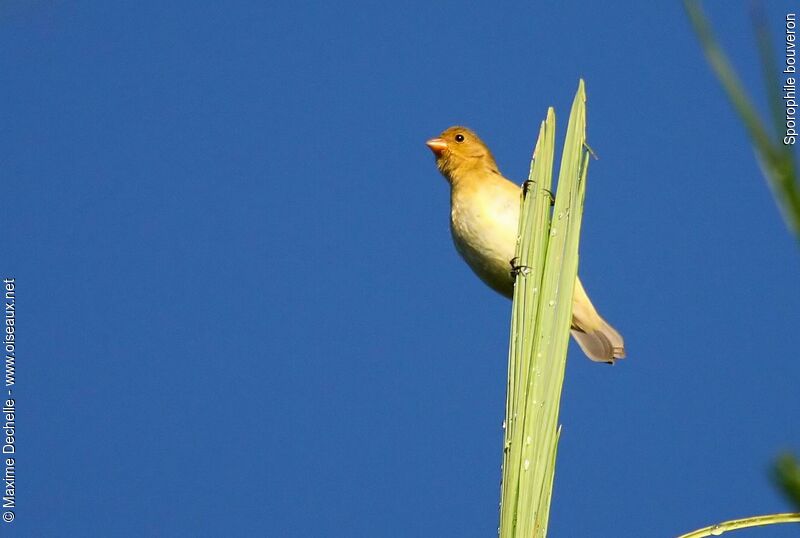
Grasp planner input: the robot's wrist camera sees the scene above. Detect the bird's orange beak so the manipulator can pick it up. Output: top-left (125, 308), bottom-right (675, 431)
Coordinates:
top-left (426, 137), bottom-right (448, 155)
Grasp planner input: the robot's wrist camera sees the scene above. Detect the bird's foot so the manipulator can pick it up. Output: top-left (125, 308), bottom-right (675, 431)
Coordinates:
top-left (521, 182), bottom-right (554, 206)
top-left (522, 180), bottom-right (534, 197)
top-left (509, 257), bottom-right (531, 278)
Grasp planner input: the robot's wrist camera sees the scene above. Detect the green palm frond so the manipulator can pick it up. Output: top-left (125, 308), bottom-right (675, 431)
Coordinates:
top-left (499, 80), bottom-right (589, 538)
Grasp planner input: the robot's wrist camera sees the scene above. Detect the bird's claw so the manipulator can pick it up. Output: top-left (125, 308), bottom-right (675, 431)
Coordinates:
top-left (509, 257), bottom-right (531, 278)
top-left (522, 180), bottom-right (534, 197)
top-left (522, 181), bottom-right (554, 206)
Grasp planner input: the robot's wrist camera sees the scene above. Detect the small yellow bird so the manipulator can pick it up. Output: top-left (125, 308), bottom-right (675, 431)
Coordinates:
top-left (426, 126), bottom-right (625, 363)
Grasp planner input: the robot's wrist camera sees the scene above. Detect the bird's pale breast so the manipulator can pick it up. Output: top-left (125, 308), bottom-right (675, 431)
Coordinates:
top-left (449, 176), bottom-right (521, 298)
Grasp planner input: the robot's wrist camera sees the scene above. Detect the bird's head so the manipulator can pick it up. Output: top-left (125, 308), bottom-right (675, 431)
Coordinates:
top-left (426, 126), bottom-right (499, 183)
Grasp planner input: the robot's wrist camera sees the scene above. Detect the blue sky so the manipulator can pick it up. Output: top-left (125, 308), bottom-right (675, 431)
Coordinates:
top-left (2, 1), bottom-right (799, 536)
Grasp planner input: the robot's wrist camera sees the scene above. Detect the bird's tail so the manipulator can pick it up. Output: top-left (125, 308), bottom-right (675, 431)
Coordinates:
top-left (570, 321), bottom-right (625, 364)
top-left (570, 277), bottom-right (626, 364)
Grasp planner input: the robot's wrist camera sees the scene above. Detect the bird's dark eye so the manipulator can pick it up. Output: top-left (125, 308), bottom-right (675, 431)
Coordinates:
top-left (454, 133), bottom-right (465, 143)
